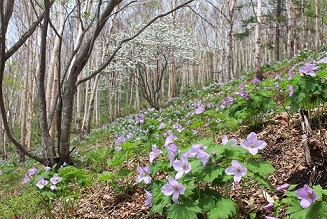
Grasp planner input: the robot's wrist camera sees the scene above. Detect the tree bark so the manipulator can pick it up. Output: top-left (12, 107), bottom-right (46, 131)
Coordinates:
top-left (255, 0), bottom-right (263, 80)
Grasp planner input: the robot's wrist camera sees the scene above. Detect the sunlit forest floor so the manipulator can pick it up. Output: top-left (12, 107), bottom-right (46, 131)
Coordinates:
top-left (71, 112), bottom-right (326, 219)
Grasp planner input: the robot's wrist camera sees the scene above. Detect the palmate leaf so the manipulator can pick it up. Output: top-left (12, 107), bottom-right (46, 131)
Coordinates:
top-left (208, 197), bottom-right (236, 219)
top-left (287, 200), bottom-right (327, 219)
top-left (307, 201), bottom-right (327, 219)
top-left (196, 165), bottom-right (225, 183)
top-left (167, 203), bottom-right (198, 219)
top-left (245, 160), bottom-right (275, 177)
top-left (252, 173), bottom-right (274, 192)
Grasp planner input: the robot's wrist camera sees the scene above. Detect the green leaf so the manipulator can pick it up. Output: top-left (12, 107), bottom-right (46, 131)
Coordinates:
top-left (252, 173), bottom-right (274, 191)
top-left (313, 185), bottom-right (327, 199)
top-left (245, 160), bottom-right (275, 177)
top-left (190, 160), bottom-right (203, 174)
top-left (208, 197), bottom-right (236, 219)
top-left (308, 201), bottom-right (327, 219)
top-left (197, 165), bottom-right (225, 183)
top-left (98, 172), bottom-right (114, 181)
top-left (286, 200), bottom-right (308, 219)
top-left (167, 203), bottom-right (198, 219)
top-left (199, 196), bottom-right (216, 211)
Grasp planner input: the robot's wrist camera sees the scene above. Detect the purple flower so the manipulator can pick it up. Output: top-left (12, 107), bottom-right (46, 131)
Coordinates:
top-left (287, 85), bottom-right (294, 97)
top-left (166, 143), bottom-right (179, 166)
top-left (149, 145), bottom-right (163, 163)
top-left (288, 70), bottom-right (296, 79)
top-left (50, 174), bottom-right (62, 185)
top-left (50, 185), bottom-right (57, 190)
top-left (114, 146), bottom-right (122, 151)
top-left (263, 202), bottom-right (274, 211)
top-left (36, 177), bottom-right (49, 189)
top-left (136, 113), bottom-right (145, 124)
top-left (276, 183), bottom-right (290, 191)
top-left (173, 154), bottom-right (191, 179)
top-left (318, 57), bottom-right (327, 63)
top-left (187, 144), bottom-right (210, 166)
top-left (220, 100), bottom-right (227, 109)
top-left (299, 63), bottom-right (318, 77)
top-left (296, 184), bottom-right (317, 208)
top-left (22, 174), bottom-right (30, 184)
top-left (173, 123), bottom-right (184, 133)
top-left (161, 177), bottom-right (185, 204)
top-left (253, 77), bottom-right (260, 84)
top-left (115, 135), bottom-right (125, 145)
top-left (243, 93), bottom-right (250, 100)
top-left (195, 104), bottom-right (205, 114)
top-left (240, 132), bottom-right (267, 155)
top-left (136, 166), bottom-right (151, 184)
top-left (165, 130), bottom-right (177, 146)
top-left (45, 166), bottom-right (51, 172)
top-left (227, 96), bottom-right (234, 105)
top-left (197, 151), bottom-right (210, 167)
top-left (145, 190), bottom-right (152, 206)
top-left (159, 123), bottom-right (166, 129)
top-left (222, 135), bottom-right (237, 146)
top-left (28, 167), bottom-right (37, 176)
top-left (225, 160), bottom-right (247, 183)
top-left (265, 217), bottom-right (278, 219)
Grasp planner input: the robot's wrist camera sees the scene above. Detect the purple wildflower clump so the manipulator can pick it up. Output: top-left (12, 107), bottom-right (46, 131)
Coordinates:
top-left (296, 184), bottom-right (317, 208)
top-left (173, 154), bottom-right (191, 179)
top-left (36, 177), bottom-right (49, 189)
top-left (225, 160), bottom-right (247, 183)
top-left (149, 145), bottom-right (163, 163)
top-left (299, 63), bottom-right (318, 77)
top-left (173, 122), bottom-right (184, 133)
top-left (161, 177), bottom-right (185, 204)
top-left (240, 132), bottom-right (267, 155)
top-left (195, 103), bottom-right (205, 114)
top-left (136, 166), bottom-right (151, 184)
top-left (220, 99), bottom-right (227, 109)
top-left (136, 113), bottom-right (145, 124)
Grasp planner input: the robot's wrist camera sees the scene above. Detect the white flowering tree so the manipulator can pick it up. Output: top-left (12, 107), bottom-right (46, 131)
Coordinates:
top-left (105, 18), bottom-right (197, 109)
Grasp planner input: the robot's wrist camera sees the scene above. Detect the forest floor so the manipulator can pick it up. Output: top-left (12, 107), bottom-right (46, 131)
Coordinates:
top-left (72, 111), bottom-right (327, 219)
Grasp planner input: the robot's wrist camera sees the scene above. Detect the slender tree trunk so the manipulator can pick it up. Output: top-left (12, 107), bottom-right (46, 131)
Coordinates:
top-left (315, 0), bottom-right (320, 52)
top-left (255, 0), bottom-right (263, 80)
top-left (227, 0), bottom-right (235, 81)
top-left (275, 0), bottom-right (281, 61)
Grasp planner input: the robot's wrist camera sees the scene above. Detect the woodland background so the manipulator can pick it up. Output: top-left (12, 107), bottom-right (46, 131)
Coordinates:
top-left (0, 0), bottom-right (326, 165)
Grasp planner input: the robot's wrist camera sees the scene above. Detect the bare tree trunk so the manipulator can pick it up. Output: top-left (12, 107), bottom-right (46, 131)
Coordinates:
top-left (255, 0), bottom-right (263, 80)
top-left (0, 118), bottom-right (6, 159)
top-left (274, 0), bottom-right (281, 61)
top-left (286, 0), bottom-right (294, 59)
top-left (227, 0), bottom-right (235, 81)
top-left (315, 0), bottom-right (320, 52)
